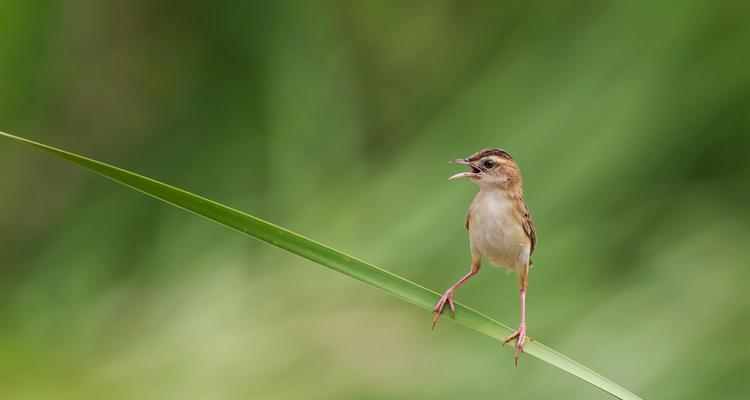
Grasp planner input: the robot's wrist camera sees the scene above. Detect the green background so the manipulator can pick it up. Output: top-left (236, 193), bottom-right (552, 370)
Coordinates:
top-left (1, 2), bottom-right (749, 399)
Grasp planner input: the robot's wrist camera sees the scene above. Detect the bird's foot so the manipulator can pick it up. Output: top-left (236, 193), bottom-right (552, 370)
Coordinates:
top-left (502, 322), bottom-right (527, 366)
top-left (431, 289), bottom-right (456, 329)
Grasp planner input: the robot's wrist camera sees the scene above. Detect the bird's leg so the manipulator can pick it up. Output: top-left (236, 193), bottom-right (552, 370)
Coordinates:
top-left (503, 267), bottom-right (528, 366)
top-left (432, 258), bottom-right (480, 329)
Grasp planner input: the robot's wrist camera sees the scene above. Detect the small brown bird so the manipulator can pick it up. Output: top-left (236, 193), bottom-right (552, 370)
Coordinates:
top-left (433, 148), bottom-right (536, 366)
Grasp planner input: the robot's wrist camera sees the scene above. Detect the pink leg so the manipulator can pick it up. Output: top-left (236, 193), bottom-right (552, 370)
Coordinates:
top-left (503, 287), bottom-right (527, 366)
top-left (432, 264), bottom-right (479, 329)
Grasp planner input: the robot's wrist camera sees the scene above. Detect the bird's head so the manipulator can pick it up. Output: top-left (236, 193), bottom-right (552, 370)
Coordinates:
top-left (449, 148), bottom-right (521, 189)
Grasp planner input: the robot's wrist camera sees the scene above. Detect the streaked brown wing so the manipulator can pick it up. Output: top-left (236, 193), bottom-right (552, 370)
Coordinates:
top-left (521, 201), bottom-right (537, 255)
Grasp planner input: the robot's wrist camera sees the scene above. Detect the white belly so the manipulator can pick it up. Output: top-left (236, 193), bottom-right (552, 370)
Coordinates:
top-left (468, 190), bottom-right (530, 269)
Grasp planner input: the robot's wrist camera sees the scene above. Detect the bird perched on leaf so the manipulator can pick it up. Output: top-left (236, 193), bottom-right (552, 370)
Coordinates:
top-left (433, 148), bottom-right (536, 366)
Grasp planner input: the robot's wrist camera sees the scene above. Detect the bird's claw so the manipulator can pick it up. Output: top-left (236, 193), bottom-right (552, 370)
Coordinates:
top-left (431, 290), bottom-right (456, 329)
top-left (502, 323), bottom-right (527, 366)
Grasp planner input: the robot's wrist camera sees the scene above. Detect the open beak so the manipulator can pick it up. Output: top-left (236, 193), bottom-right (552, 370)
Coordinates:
top-left (449, 158), bottom-right (481, 180)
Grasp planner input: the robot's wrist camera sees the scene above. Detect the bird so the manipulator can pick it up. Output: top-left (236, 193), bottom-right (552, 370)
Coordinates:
top-left (432, 147), bottom-right (536, 366)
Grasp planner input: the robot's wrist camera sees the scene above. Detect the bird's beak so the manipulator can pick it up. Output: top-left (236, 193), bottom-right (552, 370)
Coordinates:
top-left (449, 158), bottom-right (481, 180)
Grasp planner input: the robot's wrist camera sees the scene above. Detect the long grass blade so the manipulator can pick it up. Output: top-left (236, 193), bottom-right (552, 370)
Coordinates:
top-left (0, 131), bottom-right (641, 399)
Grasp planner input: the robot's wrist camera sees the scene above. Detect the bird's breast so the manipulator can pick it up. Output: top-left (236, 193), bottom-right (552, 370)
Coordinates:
top-left (468, 190), bottom-right (530, 269)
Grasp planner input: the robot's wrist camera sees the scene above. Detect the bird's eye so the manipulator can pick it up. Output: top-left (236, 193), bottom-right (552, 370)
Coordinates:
top-left (483, 159), bottom-right (495, 169)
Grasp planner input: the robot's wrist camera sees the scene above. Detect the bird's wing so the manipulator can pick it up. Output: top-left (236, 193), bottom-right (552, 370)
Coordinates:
top-left (465, 207), bottom-right (471, 230)
top-left (521, 200), bottom-right (537, 255)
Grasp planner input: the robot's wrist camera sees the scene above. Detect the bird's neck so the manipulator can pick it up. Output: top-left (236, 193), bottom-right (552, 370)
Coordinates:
top-left (478, 183), bottom-right (524, 201)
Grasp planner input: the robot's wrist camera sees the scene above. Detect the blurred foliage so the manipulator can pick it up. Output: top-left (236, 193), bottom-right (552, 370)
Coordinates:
top-left (1, 1), bottom-right (749, 399)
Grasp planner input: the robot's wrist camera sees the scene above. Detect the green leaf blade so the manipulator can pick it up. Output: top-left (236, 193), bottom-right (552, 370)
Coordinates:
top-left (0, 131), bottom-right (641, 400)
